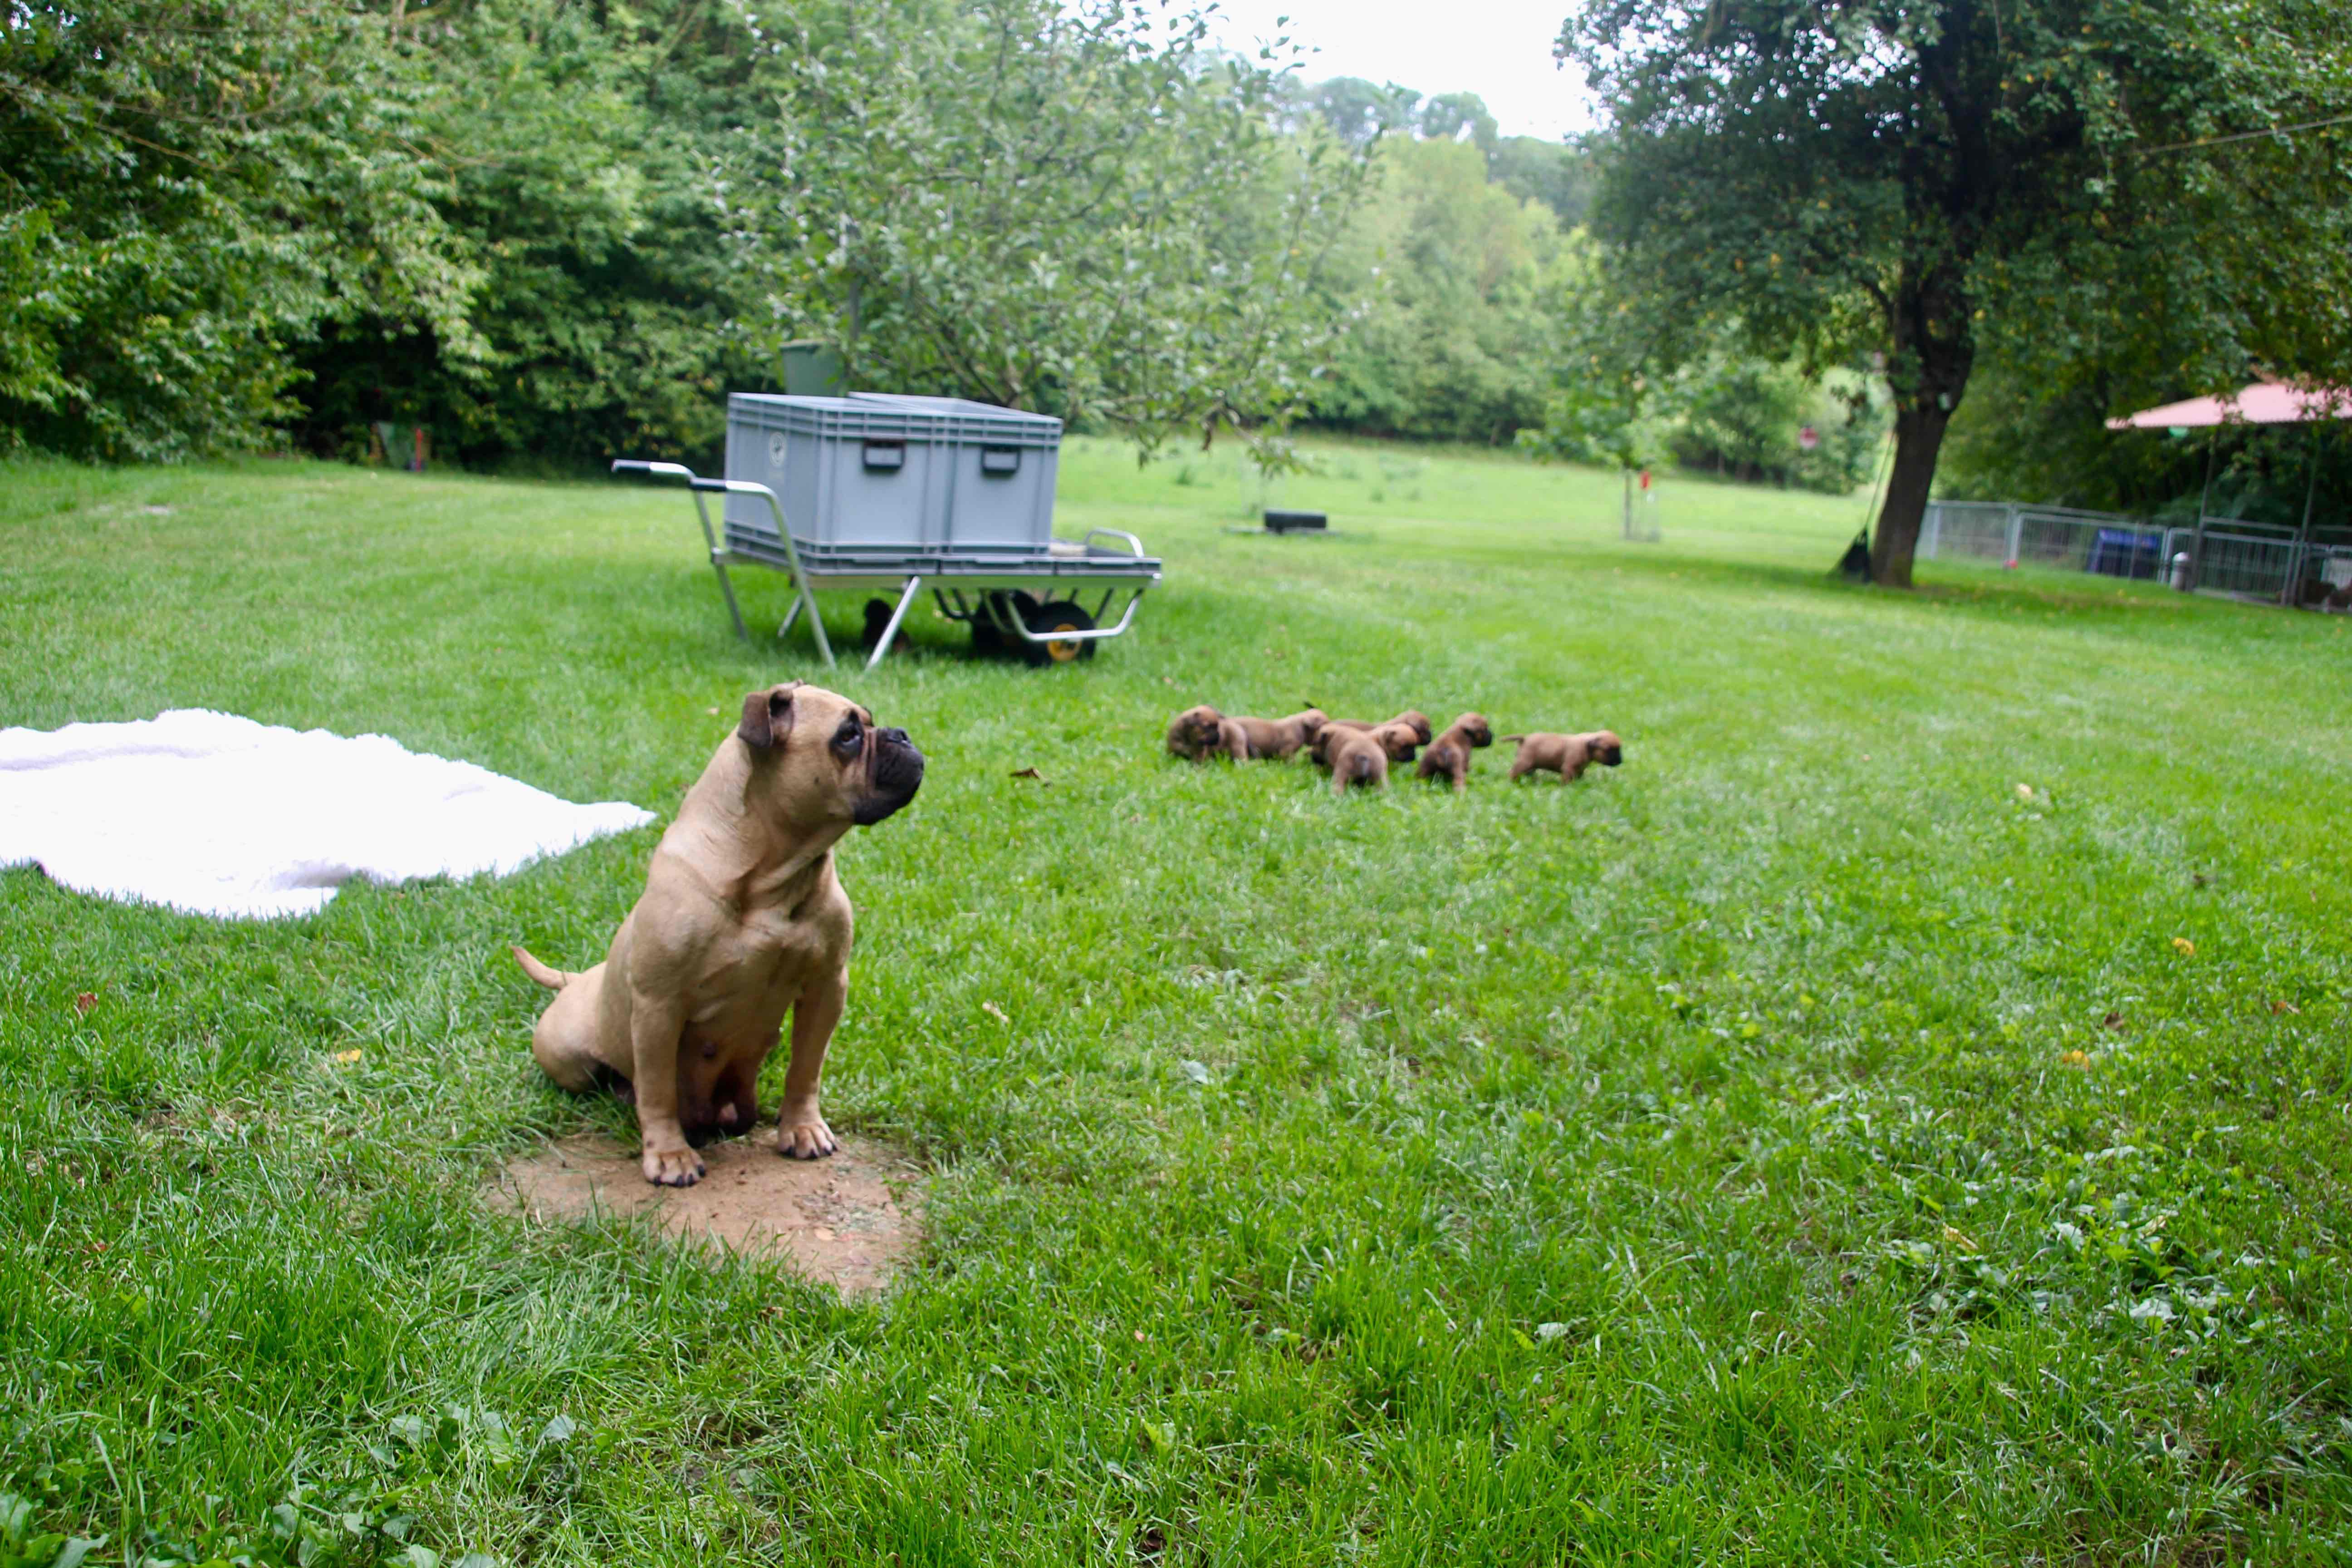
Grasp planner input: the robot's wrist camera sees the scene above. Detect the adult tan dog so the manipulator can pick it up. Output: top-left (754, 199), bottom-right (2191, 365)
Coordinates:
top-left (1324, 721), bottom-right (1417, 794)
top-left (1502, 729), bottom-right (1623, 783)
top-left (513, 682), bottom-right (924, 1186)
top-left (1415, 712), bottom-right (1494, 791)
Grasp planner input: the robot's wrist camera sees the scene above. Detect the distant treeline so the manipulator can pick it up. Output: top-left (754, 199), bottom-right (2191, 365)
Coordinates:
top-left (1, 0), bottom-right (1882, 493)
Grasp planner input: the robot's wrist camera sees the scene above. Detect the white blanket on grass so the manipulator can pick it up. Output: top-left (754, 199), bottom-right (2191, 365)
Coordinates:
top-left (0, 709), bottom-right (656, 919)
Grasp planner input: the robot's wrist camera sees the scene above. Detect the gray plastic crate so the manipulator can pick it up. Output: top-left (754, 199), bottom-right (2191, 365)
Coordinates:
top-left (724, 392), bottom-right (1061, 554)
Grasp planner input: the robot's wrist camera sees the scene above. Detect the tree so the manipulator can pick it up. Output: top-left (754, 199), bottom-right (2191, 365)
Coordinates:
top-left (744, 0), bottom-right (1376, 454)
top-left (1308, 137), bottom-right (1572, 443)
top-left (1488, 135), bottom-right (1597, 228)
top-left (1561, 0), bottom-right (2352, 585)
top-left (1418, 91), bottom-right (1499, 157)
top-left (1301, 76), bottom-right (1420, 149)
top-left (0, 0), bottom-right (469, 459)
top-left (289, 0), bottom-right (773, 470)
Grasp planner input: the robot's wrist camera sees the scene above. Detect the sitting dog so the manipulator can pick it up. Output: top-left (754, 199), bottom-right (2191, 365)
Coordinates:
top-left (1503, 729), bottom-right (1623, 783)
top-left (1323, 721), bottom-right (1418, 795)
top-left (1165, 705), bottom-right (1231, 760)
top-left (513, 682), bottom-right (925, 1186)
top-left (1222, 707), bottom-right (1328, 760)
top-left (1415, 712), bottom-right (1494, 791)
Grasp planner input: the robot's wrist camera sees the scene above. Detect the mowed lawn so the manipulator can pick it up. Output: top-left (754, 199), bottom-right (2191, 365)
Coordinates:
top-left (3, 438), bottom-right (2349, 1566)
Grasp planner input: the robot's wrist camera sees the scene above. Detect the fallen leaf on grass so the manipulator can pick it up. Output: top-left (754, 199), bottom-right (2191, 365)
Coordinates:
top-left (2269, 1000), bottom-right (2301, 1016)
top-left (705, 706), bottom-right (720, 716)
top-left (2060, 1049), bottom-right (2091, 1068)
top-left (2101, 1011), bottom-right (2127, 1031)
top-left (1009, 766), bottom-right (1050, 783)
top-left (980, 1001), bottom-right (1009, 1025)
top-left (1941, 1225), bottom-right (1980, 1253)
top-left (73, 991), bottom-right (97, 1015)
top-left (2172, 936), bottom-right (2196, 957)
top-left (2015, 783), bottom-right (2034, 799)
top-left (331, 1048), bottom-right (364, 1065)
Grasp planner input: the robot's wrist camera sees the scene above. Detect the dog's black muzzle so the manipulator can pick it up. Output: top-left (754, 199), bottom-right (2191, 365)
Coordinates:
top-left (854, 728), bottom-right (925, 825)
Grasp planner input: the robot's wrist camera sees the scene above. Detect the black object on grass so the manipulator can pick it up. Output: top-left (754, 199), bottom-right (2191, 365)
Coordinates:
top-left (1265, 510), bottom-right (1327, 534)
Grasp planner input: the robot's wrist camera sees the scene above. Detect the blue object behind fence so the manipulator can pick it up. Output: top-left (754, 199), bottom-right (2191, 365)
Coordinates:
top-left (2087, 528), bottom-right (2161, 579)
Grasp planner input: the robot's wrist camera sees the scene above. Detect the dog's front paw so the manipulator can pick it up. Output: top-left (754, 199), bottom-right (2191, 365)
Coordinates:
top-left (776, 1105), bottom-right (838, 1160)
top-left (642, 1143), bottom-right (706, 1186)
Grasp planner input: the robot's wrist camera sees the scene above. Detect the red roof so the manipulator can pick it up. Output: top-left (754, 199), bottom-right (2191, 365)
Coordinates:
top-left (2107, 381), bottom-right (2352, 429)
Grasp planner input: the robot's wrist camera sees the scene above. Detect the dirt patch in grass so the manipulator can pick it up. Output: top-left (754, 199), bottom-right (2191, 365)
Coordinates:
top-left (496, 1130), bottom-right (919, 1293)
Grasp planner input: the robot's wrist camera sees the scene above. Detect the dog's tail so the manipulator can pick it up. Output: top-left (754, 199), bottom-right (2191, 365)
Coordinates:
top-left (511, 946), bottom-right (574, 991)
top-left (1499, 735), bottom-right (1526, 745)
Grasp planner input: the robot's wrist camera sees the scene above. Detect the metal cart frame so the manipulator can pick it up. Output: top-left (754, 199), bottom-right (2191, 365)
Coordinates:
top-left (612, 460), bottom-right (1161, 671)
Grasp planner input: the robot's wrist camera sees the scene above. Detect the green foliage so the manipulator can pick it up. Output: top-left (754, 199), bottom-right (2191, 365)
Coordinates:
top-left (0, 0), bottom-right (473, 461)
top-left (1563, 0), bottom-right (2352, 583)
top-left (290, 0), bottom-right (773, 471)
top-left (742, 0), bottom-right (1373, 454)
top-left (1675, 360), bottom-right (1886, 493)
top-left (1488, 134), bottom-right (1597, 228)
top-left (1308, 137), bottom-right (1571, 444)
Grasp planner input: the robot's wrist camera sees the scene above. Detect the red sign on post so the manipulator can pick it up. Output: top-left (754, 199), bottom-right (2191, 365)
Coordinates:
top-left (1637, 469), bottom-right (1651, 492)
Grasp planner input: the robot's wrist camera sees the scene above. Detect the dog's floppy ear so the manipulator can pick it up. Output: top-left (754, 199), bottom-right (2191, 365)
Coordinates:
top-left (737, 682), bottom-right (802, 749)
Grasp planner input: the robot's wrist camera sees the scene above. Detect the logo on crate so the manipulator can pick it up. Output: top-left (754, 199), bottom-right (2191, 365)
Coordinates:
top-left (768, 433), bottom-right (790, 468)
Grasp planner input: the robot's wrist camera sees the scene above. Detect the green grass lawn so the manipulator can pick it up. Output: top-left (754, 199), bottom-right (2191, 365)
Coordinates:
top-left (3, 438), bottom-right (2348, 1566)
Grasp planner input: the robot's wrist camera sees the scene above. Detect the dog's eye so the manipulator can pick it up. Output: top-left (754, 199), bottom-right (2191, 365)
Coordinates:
top-left (832, 715), bottom-right (863, 757)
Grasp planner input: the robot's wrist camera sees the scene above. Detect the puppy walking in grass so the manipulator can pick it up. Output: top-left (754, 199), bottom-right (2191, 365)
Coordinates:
top-left (1166, 705), bottom-right (1327, 761)
top-left (1165, 704), bottom-right (1230, 760)
top-left (1503, 730), bottom-right (1623, 783)
top-left (1415, 712), bottom-right (1494, 791)
top-left (1321, 721), bottom-right (1419, 794)
top-left (1320, 709), bottom-right (1433, 749)
top-left (513, 683), bottom-right (924, 1186)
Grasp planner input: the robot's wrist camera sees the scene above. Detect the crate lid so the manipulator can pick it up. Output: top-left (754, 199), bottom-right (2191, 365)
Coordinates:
top-left (730, 392), bottom-right (1060, 446)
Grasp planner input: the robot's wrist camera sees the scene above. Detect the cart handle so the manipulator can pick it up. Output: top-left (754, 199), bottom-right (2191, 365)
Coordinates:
top-left (1080, 527), bottom-right (1146, 558)
top-left (607, 460), bottom-right (835, 668)
top-left (995, 587), bottom-right (1147, 645)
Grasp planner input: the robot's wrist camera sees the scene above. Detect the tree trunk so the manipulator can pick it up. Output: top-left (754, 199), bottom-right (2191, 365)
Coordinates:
top-left (1870, 400), bottom-right (1955, 588)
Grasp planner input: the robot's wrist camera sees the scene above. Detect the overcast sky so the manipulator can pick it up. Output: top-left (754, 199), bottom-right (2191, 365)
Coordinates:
top-left (1203, 0), bottom-right (1598, 141)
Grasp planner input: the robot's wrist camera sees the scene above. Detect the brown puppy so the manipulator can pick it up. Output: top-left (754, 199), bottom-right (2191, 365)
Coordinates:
top-left (1325, 721), bottom-right (1417, 795)
top-left (1166, 705), bottom-right (1229, 760)
top-left (1322, 709), bottom-right (1434, 748)
top-left (1222, 707), bottom-right (1328, 760)
top-left (1415, 712), bottom-right (1494, 792)
top-left (1502, 729), bottom-right (1624, 783)
top-left (513, 683), bottom-right (925, 1186)
top-left (1310, 717), bottom-right (1422, 769)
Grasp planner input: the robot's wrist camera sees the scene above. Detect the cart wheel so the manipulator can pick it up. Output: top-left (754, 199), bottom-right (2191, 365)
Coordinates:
top-left (1023, 599), bottom-right (1097, 665)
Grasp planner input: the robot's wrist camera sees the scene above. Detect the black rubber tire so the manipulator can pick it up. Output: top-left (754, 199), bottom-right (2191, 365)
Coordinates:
top-left (1021, 598), bottom-right (1097, 665)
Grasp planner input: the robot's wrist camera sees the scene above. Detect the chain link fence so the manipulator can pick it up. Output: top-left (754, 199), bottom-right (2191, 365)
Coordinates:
top-left (1921, 500), bottom-right (2352, 603)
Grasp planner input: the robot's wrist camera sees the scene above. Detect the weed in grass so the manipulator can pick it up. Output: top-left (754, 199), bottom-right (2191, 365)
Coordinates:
top-left (0, 441), bottom-right (2347, 1563)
